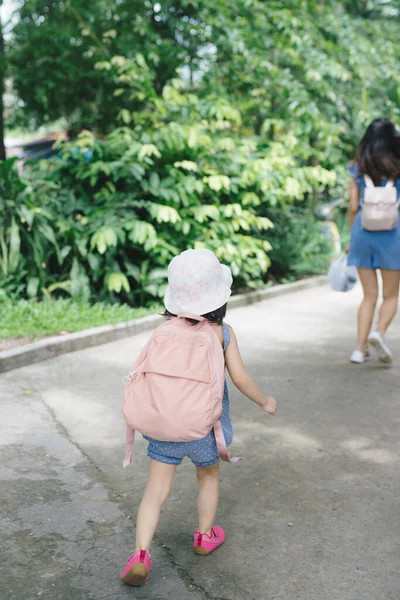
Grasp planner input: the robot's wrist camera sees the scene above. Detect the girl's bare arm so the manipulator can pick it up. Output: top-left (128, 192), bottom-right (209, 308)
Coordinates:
top-left (225, 327), bottom-right (277, 415)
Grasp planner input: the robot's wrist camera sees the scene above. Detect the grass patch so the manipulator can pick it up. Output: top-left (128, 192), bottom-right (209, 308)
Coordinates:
top-left (0, 298), bottom-right (158, 341)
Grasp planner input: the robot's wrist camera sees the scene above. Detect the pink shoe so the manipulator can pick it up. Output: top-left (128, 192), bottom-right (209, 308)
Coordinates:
top-left (120, 550), bottom-right (152, 586)
top-left (193, 526), bottom-right (226, 555)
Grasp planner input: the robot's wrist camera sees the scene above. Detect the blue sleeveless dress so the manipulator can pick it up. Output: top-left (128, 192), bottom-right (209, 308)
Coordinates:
top-left (347, 163), bottom-right (400, 270)
top-left (144, 324), bottom-right (233, 468)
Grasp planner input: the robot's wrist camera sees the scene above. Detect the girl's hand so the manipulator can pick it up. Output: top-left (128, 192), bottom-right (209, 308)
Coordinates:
top-left (261, 397), bottom-right (277, 415)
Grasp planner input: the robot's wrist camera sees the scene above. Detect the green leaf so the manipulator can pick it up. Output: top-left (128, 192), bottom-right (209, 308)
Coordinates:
top-left (150, 172), bottom-right (160, 189)
top-left (139, 144), bottom-right (161, 160)
top-left (19, 205), bottom-right (34, 227)
top-left (76, 237), bottom-right (88, 258)
top-left (206, 175), bottom-right (231, 192)
top-left (0, 227), bottom-right (8, 276)
top-left (9, 218), bottom-right (21, 273)
top-left (106, 272), bottom-right (130, 294)
top-left (128, 221), bottom-right (158, 250)
top-left (70, 259), bottom-right (90, 301)
top-left (60, 245), bottom-right (72, 260)
top-left (94, 61), bottom-right (112, 71)
top-left (148, 203), bottom-right (181, 224)
top-left (174, 161), bottom-right (199, 172)
top-left (124, 262), bottom-right (141, 281)
top-left (187, 205), bottom-right (220, 223)
top-left (242, 192), bottom-right (261, 207)
top-left (110, 55), bottom-right (127, 67)
top-left (91, 227), bottom-right (118, 254)
top-left (87, 253), bottom-right (101, 273)
top-left (46, 280), bottom-right (72, 294)
top-left (37, 222), bottom-right (62, 264)
top-left (182, 221), bottom-right (191, 235)
top-left (27, 277), bottom-right (40, 298)
top-left (120, 109), bottom-right (132, 125)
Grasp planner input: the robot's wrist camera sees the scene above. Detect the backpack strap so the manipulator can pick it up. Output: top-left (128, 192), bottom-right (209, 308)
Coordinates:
top-left (364, 174), bottom-right (396, 188)
top-left (385, 179), bottom-right (400, 207)
top-left (385, 179), bottom-right (395, 188)
top-left (123, 426), bottom-right (135, 468)
top-left (214, 420), bottom-right (242, 463)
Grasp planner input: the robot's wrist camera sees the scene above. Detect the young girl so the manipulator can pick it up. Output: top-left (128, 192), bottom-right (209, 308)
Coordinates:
top-left (347, 118), bottom-right (400, 364)
top-left (120, 248), bottom-right (277, 586)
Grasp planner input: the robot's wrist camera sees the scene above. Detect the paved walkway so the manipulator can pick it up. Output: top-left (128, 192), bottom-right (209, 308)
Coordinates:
top-left (1, 284), bottom-right (400, 600)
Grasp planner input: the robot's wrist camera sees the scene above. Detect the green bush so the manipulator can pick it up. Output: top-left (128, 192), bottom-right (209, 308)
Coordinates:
top-left (265, 205), bottom-right (334, 281)
top-left (0, 84), bottom-right (335, 306)
top-left (0, 158), bottom-right (65, 298)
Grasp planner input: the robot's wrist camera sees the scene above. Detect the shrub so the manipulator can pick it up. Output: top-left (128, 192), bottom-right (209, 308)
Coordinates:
top-left (0, 158), bottom-right (65, 298)
top-left (1, 84), bottom-right (335, 306)
top-left (265, 205), bottom-right (334, 281)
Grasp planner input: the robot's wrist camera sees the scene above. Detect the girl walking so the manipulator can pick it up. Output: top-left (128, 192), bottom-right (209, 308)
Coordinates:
top-left (347, 118), bottom-right (400, 364)
top-left (120, 248), bottom-right (277, 586)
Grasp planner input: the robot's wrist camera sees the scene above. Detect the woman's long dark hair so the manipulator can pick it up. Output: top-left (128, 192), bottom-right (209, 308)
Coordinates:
top-left (357, 118), bottom-right (400, 184)
top-left (162, 303), bottom-right (227, 325)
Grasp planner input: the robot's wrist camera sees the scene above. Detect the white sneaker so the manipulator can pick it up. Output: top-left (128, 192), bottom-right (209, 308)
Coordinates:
top-left (350, 350), bottom-right (367, 364)
top-left (368, 331), bottom-right (393, 364)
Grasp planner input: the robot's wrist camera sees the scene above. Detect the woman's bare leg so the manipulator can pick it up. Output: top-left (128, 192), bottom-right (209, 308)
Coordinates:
top-left (378, 270), bottom-right (400, 334)
top-left (357, 268), bottom-right (378, 349)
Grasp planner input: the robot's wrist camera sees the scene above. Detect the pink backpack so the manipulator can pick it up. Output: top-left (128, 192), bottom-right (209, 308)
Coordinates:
top-left (362, 175), bottom-right (399, 231)
top-left (122, 315), bottom-right (240, 467)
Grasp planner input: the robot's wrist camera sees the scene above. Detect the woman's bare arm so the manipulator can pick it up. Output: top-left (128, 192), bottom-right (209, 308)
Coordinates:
top-left (348, 178), bottom-right (359, 229)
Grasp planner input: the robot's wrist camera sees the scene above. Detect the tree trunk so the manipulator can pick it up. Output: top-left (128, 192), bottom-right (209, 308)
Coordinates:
top-left (0, 9), bottom-right (6, 161)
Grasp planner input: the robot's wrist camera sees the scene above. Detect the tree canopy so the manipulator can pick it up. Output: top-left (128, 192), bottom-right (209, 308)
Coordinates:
top-left (1, 1), bottom-right (400, 305)
top-left (6, 0), bottom-right (400, 156)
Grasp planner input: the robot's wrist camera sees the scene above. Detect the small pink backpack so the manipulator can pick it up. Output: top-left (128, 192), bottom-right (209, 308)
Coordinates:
top-left (122, 315), bottom-right (240, 467)
top-left (362, 175), bottom-right (399, 231)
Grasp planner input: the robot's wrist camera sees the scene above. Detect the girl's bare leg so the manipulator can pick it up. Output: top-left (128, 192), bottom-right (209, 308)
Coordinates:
top-left (196, 462), bottom-right (220, 535)
top-left (136, 460), bottom-right (177, 551)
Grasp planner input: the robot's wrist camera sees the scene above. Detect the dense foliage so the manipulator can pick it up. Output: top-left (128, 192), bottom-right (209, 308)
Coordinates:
top-left (0, 83), bottom-right (334, 302)
top-left (2, 1), bottom-right (400, 307)
top-left (8, 1), bottom-right (400, 148)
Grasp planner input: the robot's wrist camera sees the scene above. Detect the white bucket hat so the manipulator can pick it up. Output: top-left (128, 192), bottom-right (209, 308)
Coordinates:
top-left (164, 249), bottom-right (232, 316)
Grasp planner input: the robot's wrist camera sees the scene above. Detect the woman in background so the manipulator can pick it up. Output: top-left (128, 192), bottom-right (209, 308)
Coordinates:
top-left (347, 118), bottom-right (400, 364)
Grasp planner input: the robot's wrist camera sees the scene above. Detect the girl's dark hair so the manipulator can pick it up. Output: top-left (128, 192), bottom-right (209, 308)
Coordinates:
top-left (162, 303), bottom-right (227, 325)
top-left (357, 117), bottom-right (400, 184)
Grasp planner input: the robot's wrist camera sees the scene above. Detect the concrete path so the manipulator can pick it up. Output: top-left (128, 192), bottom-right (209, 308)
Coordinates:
top-left (1, 284), bottom-right (400, 600)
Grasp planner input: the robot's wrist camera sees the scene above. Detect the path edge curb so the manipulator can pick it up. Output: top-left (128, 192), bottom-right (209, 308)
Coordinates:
top-left (0, 276), bottom-right (327, 373)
